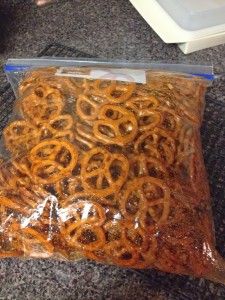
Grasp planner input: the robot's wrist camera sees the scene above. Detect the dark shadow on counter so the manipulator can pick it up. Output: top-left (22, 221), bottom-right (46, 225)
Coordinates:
top-left (0, 3), bottom-right (15, 54)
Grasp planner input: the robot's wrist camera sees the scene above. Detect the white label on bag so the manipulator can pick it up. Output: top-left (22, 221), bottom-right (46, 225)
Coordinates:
top-left (55, 67), bottom-right (146, 84)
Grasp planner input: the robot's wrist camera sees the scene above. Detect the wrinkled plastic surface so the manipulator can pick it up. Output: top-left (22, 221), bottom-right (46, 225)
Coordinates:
top-left (1, 63), bottom-right (225, 284)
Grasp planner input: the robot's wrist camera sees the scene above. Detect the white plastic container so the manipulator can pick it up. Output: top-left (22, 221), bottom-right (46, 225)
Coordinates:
top-left (129, 0), bottom-right (225, 53)
top-left (158, 0), bottom-right (225, 31)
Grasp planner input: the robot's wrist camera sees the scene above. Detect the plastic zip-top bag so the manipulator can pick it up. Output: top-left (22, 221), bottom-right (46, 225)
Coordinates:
top-left (1, 58), bottom-right (225, 284)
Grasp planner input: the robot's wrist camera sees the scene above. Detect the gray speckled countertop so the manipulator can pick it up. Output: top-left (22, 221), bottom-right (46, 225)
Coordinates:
top-left (0, 1), bottom-right (225, 299)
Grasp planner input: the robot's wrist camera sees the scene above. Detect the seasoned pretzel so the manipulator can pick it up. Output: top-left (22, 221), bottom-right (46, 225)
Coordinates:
top-left (81, 78), bottom-right (96, 94)
top-left (128, 154), bottom-right (168, 180)
top-left (0, 196), bottom-right (26, 215)
top-left (120, 177), bottom-right (170, 231)
top-left (29, 139), bottom-right (78, 184)
top-left (121, 221), bottom-right (149, 252)
top-left (54, 176), bottom-right (83, 199)
top-left (75, 123), bottom-right (98, 150)
top-left (84, 249), bottom-right (106, 262)
top-left (54, 130), bottom-right (74, 142)
top-left (30, 139), bottom-right (77, 164)
top-left (36, 76), bottom-right (84, 98)
top-left (81, 147), bottom-right (129, 198)
top-left (40, 126), bottom-right (73, 141)
top-left (30, 160), bottom-right (65, 185)
top-left (48, 114), bottom-right (73, 131)
top-left (0, 160), bottom-right (32, 190)
top-left (103, 220), bottom-right (123, 242)
top-left (104, 240), bottom-right (139, 266)
top-left (126, 96), bottom-right (161, 131)
top-left (60, 192), bottom-right (112, 208)
top-left (92, 80), bottom-right (135, 103)
top-left (158, 107), bottom-right (181, 137)
top-left (65, 224), bottom-right (106, 251)
top-left (137, 110), bottom-right (161, 132)
top-left (39, 114), bottom-right (74, 141)
top-left (9, 223), bottom-right (54, 256)
top-left (76, 94), bottom-right (106, 124)
top-left (20, 84), bottom-right (64, 124)
top-left (16, 186), bottom-right (48, 210)
top-left (0, 186), bottom-right (49, 225)
top-left (3, 120), bottom-right (40, 155)
top-left (11, 156), bottom-right (33, 183)
top-left (18, 68), bottom-right (57, 96)
top-left (19, 69), bottom-right (85, 100)
top-left (134, 128), bottom-right (176, 165)
top-left (31, 82), bottom-right (63, 99)
top-left (60, 200), bottom-right (106, 232)
top-left (126, 96), bottom-right (159, 112)
top-left (93, 104), bottom-right (138, 146)
top-left (61, 77), bottom-right (85, 97)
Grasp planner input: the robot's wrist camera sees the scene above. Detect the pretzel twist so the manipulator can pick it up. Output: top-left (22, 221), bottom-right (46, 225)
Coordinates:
top-left (134, 128), bottom-right (176, 165)
top-left (20, 84), bottom-right (64, 125)
top-left (80, 147), bottom-right (129, 199)
top-left (3, 120), bottom-right (40, 155)
top-left (93, 104), bottom-right (138, 146)
top-left (120, 177), bottom-right (170, 231)
top-left (92, 80), bottom-right (136, 103)
top-left (29, 139), bottom-right (78, 184)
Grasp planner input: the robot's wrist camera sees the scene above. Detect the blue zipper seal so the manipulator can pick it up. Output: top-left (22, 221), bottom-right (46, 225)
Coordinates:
top-left (4, 65), bottom-right (31, 72)
top-left (4, 64), bottom-right (215, 81)
top-left (192, 73), bottom-right (215, 81)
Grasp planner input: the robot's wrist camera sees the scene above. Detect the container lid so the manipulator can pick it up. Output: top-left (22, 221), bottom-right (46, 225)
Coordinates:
top-left (129, 0), bottom-right (225, 43)
top-left (157, 0), bottom-right (225, 31)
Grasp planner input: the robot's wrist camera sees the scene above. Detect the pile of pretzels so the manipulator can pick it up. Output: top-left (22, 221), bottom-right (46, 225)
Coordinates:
top-left (0, 68), bottom-right (212, 276)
